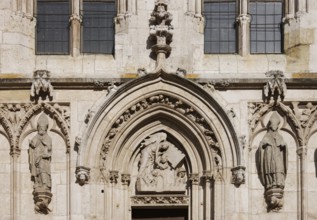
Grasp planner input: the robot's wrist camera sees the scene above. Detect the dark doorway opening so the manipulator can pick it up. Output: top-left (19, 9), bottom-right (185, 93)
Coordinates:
top-left (132, 208), bottom-right (188, 220)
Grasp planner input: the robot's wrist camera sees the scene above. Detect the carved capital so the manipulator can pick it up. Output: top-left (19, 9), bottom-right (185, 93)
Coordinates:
top-left (189, 173), bottom-right (199, 185)
top-left (202, 170), bottom-right (213, 183)
top-left (69, 14), bottom-right (82, 23)
top-left (296, 146), bottom-right (307, 158)
top-left (236, 14), bottom-right (251, 25)
top-left (121, 173), bottom-right (131, 185)
top-left (109, 170), bottom-right (119, 184)
top-left (75, 166), bottom-right (91, 186)
top-left (231, 166), bottom-right (246, 187)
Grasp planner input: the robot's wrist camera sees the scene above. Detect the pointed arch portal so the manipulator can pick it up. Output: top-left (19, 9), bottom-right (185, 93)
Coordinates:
top-left (76, 72), bottom-right (243, 220)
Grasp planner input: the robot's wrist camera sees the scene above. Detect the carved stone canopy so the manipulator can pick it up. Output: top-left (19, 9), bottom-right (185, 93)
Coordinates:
top-left (31, 70), bottom-right (54, 102)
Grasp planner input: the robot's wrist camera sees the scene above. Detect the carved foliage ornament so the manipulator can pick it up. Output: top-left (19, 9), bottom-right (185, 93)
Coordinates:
top-left (131, 195), bottom-right (189, 206)
top-left (100, 94), bottom-right (221, 169)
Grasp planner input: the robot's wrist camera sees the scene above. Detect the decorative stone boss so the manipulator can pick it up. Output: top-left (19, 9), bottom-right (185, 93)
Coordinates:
top-left (256, 111), bottom-right (288, 212)
top-left (29, 113), bottom-right (53, 214)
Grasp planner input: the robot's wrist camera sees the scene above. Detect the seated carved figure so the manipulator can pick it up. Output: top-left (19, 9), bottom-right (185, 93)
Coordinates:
top-left (137, 132), bottom-right (186, 192)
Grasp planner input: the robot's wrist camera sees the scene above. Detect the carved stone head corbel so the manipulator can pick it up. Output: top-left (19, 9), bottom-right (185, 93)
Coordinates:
top-left (75, 166), bottom-right (91, 186)
top-left (231, 166), bottom-right (246, 187)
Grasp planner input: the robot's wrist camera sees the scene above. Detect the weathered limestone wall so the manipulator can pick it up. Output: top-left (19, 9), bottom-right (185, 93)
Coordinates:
top-left (1, 0), bottom-right (317, 78)
top-left (1, 0), bottom-right (317, 219)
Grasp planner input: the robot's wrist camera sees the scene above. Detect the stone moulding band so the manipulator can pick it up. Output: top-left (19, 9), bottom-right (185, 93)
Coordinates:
top-left (131, 195), bottom-right (189, 206)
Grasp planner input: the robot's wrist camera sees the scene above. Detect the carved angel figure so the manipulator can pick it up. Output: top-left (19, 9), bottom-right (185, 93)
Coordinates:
top-left (257, 112), bottom-right (288, 190)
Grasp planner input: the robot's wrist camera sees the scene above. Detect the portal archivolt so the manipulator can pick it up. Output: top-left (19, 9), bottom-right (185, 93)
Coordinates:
top-left (75, 73), bottom-right (243, 219)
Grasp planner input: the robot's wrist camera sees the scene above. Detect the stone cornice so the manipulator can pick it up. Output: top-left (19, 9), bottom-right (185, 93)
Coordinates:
top-left (1, 77), bottom-right (317, 90)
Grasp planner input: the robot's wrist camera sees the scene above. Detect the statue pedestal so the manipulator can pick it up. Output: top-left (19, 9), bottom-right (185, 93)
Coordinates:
top-left (33, 189), bottom-right (52, 214)
top-left (265, 187), bottom-right (284, 212)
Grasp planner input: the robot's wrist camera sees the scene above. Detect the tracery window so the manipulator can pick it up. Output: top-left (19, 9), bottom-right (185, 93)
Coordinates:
top-left (203, 0), bottom-right (284, 55)
top-left (249, 0), bottom-right (283, 53)
top-left (36, 0), bottom-right (70, 54)
top-left (204, 0), bottom-right (237, 54)
top-left (35, 0), bottom-right (117, 55)
top-left (81, 0), bottom-right (116, 54)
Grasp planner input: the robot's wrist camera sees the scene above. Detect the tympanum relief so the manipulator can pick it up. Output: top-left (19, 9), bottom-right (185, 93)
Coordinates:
top-left (256, 112), bottom-right (288, 212)
top-left (136, 132), bottom-right (187, 193)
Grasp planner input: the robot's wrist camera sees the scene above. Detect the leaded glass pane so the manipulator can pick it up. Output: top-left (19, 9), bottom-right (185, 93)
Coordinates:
top-left (36, 0), bottom-right (70, 54)
top-left (204, 1), bottom-right (237, 54)
top-left (249, 1), bottom-right (283, 54)
top-left (82, 0), bottom-right (116, 54)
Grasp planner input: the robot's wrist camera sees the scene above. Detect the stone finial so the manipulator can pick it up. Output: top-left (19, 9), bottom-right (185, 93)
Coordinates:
top-left (31, 70), bottom-right (54, 102)
top-left (263, 70), bottom-right (287, 103)
top-left (148, 0), bottom-right (173, 72)
top-left (75, 166), bottom-right (91, 186)
top-left (231, 166), bottom-right (246, 187)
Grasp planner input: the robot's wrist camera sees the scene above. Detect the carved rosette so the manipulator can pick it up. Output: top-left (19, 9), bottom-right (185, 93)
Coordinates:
top-left (75, 166), bottom-right (91, 186)
top-left (100, 94), bottom-right (222, 172)
top-left (131, 195), bottom-right (189, 206)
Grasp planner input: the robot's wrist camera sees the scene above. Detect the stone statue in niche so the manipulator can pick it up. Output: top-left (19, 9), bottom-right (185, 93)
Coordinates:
top-left (256, 111), bottom-right (288, 212)
top-left (28, 113), bottom-right (53, 214)
top-left (136, 132), bottom-right (187, 192)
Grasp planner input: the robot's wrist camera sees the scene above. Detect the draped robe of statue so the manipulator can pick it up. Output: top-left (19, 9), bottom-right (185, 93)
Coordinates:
top-left (29, 114), bottom-right (52, 190)
top-left (257, 112), bottom-right (288, 190)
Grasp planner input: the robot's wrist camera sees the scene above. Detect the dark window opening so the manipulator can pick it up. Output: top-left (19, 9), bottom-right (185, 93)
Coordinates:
top-left (204, 0), bottom-right (237, 54)
top-left (36, 0), bottom-right (70, 54)
top-left (132, 208), bottom-right (188, 220)
top-left (82, 0), bottom-right (116, 54)
top-left (249, 1), bottom-right (283, 54)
